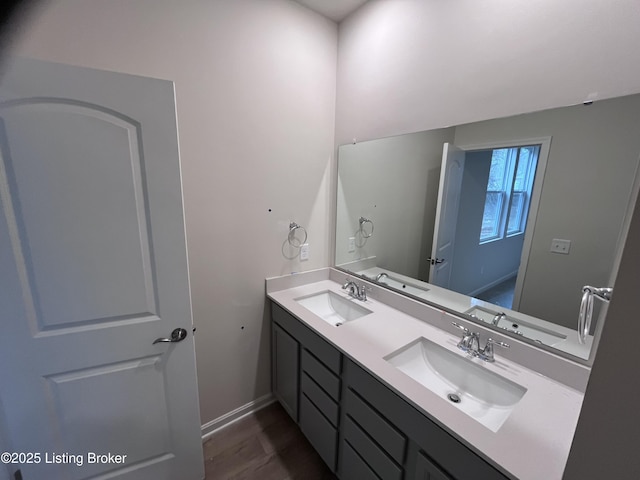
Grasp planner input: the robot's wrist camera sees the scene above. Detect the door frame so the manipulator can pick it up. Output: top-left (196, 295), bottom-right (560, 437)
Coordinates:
top-left (456, 136), bottom-right (551, 309)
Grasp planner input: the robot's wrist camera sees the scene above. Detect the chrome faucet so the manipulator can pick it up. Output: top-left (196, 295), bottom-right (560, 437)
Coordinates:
top-left (492, 312), bottom-right (507, 326)
top-left (342, 279), bottom-right (369, 301)
top-left (452, 322), bottom-right (509, 362)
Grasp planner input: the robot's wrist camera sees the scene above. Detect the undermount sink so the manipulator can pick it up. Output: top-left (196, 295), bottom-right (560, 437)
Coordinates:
top-left (385, 337), bottom-right (527, 432)
top-left (295, 290), bottom-right (372, 326)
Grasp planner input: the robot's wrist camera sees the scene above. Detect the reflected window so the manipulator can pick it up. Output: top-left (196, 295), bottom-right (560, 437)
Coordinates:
top-left (480, 145), bottom-right (540, 243)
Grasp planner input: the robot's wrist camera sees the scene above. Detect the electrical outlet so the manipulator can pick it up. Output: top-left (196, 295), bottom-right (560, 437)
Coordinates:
top-left (348, 237), bottom-right (356, 253)
top-left (550, 238), bottom-right (571, 254)
top-left (300, 243), bottom-right (310, 261)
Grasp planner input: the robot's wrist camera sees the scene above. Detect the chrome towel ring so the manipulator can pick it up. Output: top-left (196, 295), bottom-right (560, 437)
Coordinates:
top-left (359, 217), bottom-right (374, 238)
top-left (578, 286), bottom-right (612, 344)
top-left (288, 222), bottom-right (307, 247)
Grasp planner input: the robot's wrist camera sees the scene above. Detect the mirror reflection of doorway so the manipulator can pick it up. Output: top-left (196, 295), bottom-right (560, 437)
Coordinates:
top-left (433, 141), bottom-right (548, 310)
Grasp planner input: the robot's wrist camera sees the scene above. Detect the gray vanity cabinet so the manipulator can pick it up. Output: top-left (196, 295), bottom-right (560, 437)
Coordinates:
top-left (270, 302), bottom-right (509, 480)
top-left (271, 303), bottom-right (342, 472)
top-left (343, 359), bottom-right (509, 480)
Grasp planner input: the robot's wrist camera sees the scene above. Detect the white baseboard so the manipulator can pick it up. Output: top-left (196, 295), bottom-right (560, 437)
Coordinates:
top-left (468, 271), bottom-right (518, 298)
top-left (201, 393), bottom-right (275, 442)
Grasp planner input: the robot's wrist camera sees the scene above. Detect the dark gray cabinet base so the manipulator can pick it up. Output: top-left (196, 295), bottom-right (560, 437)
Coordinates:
top-left (270, 301), bottom-right (510, 480)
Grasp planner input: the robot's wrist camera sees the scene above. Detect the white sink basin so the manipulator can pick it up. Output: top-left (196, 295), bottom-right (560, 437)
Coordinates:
top-left (465, 306), bottom-right (566, 347)
top-left (295, 290), bottom-right (372, 326)
top-left (385, 337), bottom-right (527, 432)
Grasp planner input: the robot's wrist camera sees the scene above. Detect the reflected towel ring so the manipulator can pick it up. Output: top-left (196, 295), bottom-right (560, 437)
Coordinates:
top-left (288, 222), bottom-right (307, 248)
top-left (359, 217), bottom-right (374, 238)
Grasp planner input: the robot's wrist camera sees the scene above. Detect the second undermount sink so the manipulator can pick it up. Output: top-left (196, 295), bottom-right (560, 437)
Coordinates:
top-left (295, 290), bottom-right (372, 326)
top-left (385, 337), bottom-right (527, 432)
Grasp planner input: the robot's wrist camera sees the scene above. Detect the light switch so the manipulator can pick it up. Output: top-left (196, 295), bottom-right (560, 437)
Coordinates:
top-left (300, 243), bottom-right (310, 261)
top-left (348, 237), bottom-right (356, 253)
top-left (550, 238), bottom-right (571, 254)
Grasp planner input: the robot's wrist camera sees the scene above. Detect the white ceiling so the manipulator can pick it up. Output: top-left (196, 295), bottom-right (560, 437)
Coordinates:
top-left (292, 0), bottom-right (368, 22)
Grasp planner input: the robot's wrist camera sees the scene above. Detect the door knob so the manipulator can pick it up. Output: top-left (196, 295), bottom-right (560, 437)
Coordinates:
top-left (153, 328), bottom-right (188, 345)
top-left (427, 257), bottom-right (444, 265)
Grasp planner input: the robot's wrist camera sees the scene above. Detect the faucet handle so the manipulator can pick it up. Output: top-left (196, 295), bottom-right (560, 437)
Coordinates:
top-left (452, 322), bottom-right (470, 335)
top-left (486, 338), bottom-right (510, 349)
top-left (481, 338), bottom-right (510, 362)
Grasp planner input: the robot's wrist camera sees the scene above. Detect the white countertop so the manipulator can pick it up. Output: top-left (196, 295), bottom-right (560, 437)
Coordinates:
top-left (267, 271), bottom-right (584, 480)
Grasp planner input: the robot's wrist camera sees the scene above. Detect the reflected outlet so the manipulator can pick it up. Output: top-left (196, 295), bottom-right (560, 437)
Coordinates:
top-left (550, 238), bottom-right (571, 254)
top-left (348, 237), bottom-right (356, 253)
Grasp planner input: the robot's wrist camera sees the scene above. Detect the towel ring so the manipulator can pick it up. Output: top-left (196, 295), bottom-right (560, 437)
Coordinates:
top-left (578, 286), bottom-right (612, 344)
top-left (288, 222), bottom-right (307, 248)
top-left (359, 217), bottom-right (374, 238)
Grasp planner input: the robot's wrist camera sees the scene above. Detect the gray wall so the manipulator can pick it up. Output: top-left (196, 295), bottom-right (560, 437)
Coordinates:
top-left (9, 0), bottom-right (338, 426)
top-left (336, 128), bottom-right (454, 278)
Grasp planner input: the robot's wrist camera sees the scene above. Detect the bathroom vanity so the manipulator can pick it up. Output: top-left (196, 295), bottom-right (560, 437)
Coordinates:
top-left (266, 268), bottom-right (586, 480)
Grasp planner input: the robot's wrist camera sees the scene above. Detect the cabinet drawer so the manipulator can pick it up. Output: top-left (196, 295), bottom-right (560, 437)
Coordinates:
top-left (300, 393), bottom-right (337, 471)
top-left (415, 450), bottom-right (452, 480)
top-left (301, 372), bottom-right (339, 427)
top-left (272, 302), bottom-right (341, 374)
top-left (341, 440), bottom-right (381, 480)
top-left (302, 348), bottom-right (340, 399)
top-left (343, 416), bottom-right (403, 480)
top-left (345, 388), bottom-right (406, 464)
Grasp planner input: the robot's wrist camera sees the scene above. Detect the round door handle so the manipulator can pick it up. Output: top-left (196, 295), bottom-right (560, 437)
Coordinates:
top-left (153, 328), bottom-right (188, 345)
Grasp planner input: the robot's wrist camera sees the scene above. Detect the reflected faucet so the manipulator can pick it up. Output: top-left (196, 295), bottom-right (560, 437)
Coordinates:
top-left (376, 272), bottom-right (389, 283)
top-left (492, 312), bottom-right (507, 326)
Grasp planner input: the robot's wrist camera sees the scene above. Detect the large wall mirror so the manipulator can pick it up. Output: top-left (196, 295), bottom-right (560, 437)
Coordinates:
top-left (335, 94), bottom-right (640, 362)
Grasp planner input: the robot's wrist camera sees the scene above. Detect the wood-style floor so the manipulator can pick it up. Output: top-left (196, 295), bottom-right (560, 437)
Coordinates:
top-left (203, 401), bottom-right (337, 479)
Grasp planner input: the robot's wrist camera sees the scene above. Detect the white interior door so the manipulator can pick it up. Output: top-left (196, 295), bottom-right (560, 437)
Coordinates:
top-left (429, 143), bottom-right (465, 288)
top-left (0, 58), bottom-right (204, 480)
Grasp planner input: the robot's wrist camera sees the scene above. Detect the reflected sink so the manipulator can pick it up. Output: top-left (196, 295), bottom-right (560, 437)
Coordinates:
top-left (465, 306), bottom-right (567, 347)
top-left (385, 337), bottom-right (527, 432)
top-left (375, 275), bottom-right (429, 297)
top-left (295, 290), bottom-right (372, 326)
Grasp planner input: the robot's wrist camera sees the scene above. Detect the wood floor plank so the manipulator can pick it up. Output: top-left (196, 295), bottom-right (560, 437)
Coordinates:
top-left (203, 402), bottom-right (336, 479)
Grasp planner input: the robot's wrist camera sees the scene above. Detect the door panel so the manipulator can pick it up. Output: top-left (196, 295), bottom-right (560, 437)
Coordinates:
top-left (1, 102), bottom-right (156, 329)
top-left (430, 143), bottom-right (465, 288)
top-left (0, 58), bottom-right (203, 480)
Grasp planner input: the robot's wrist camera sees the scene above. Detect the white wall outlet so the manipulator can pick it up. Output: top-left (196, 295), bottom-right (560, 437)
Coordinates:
top-left (348, 237), bottom-right (356, 253)
top-left (550, 238), bottom-right (571, 254)
top-left (300, 243), bottom-right (310, 261)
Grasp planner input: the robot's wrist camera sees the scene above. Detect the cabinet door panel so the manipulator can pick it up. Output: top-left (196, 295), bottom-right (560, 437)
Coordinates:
top-left (272, 323), bottom-right (299, 421)
top-left (414, 451), bottom-right (452, 480)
